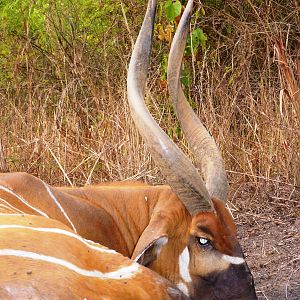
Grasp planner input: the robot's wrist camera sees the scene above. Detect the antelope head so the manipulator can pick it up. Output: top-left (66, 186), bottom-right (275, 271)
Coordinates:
top-left (127, 0), bottom-right (257, 299)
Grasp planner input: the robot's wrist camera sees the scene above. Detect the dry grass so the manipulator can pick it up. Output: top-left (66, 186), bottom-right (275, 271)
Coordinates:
top-left (1, 1), bottom-right (299, 188)
top-left (0, 4), bottom-right (299, 184)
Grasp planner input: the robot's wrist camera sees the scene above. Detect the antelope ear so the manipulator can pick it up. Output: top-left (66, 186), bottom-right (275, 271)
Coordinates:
top-left (131, 217), bottom-right (169, 266)
top-left (134, 235), bottom-right (168, 266)
top-left (211, 197), bottom-right (237, 235)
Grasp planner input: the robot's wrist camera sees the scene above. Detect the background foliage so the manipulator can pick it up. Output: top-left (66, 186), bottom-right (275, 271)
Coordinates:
top-left (0, 0), bottom-right (299, 188)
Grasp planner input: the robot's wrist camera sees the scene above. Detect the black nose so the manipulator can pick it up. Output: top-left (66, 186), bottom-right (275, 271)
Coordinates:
top-left (215, 263), bottom-right (257, 300)
top-left (193, 259), bottom-right (257, 300)
top-left (229, 263), bottom-right (258, 300)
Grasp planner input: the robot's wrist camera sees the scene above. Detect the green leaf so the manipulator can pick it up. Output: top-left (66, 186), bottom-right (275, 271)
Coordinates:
top-left (192, 28), bottom-right (207, 52)
top-left (165, 0), bottom-right (182, 21)
top-left (203, 0), bottom-right (224, 9)
top-left (175, 124), bottom-right (181, 138)
top-left (180, 67), bottom-right (191, 88)
top-left (185, 28), bottom-right (208, 55)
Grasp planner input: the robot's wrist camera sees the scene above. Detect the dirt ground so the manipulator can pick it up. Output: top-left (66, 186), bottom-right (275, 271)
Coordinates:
top-left (230, 181), bottom-right (300, 300)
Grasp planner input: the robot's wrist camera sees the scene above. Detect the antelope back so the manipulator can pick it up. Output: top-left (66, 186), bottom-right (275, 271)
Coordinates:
top-left (0, 214), bottom-right (187, 300)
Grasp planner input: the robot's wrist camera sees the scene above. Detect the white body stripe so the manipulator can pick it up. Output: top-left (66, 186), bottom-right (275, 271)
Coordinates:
top-left (43, 182), bottom-right (77, 233)
top-left (0, 225), bottom-right (116, 254)
top-left (222, 254), bottom-right (245, 265)
top-left (0, 185), bottom-right (48, 218)
top-left (0, 249), bottom-right (140, 279)
top-left (0, 197), bottom-right (26, 214)
top-left (0, 213), bottom-right (28, 216)
top-left (0, 203), bottom-right (18, 213)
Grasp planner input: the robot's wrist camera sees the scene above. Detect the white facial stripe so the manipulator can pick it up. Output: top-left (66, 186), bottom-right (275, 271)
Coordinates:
top-left (43, 182), bottom-right (77, 233)
top-left (0, 224), bottom-right (116, 254)
top-left (178, 247), bottom-right (192, 283)
top-left (177, 282), bottom-right (189, 297)
top-left (0, 249), bottom-right (140, 279)
top-left (0, 197), bottom-right (26, 214)
top-left (222, 254), bottom-right (245, 265)
top-left (0, 185), bottom-right (48, 218)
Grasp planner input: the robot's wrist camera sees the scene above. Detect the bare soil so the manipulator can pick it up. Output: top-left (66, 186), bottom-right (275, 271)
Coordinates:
top-left (230, 181), bottom-right (300, 300)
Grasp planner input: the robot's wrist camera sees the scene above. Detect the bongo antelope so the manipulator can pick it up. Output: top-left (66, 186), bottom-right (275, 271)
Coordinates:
top-left (0, 0), bottom-right (257, 298)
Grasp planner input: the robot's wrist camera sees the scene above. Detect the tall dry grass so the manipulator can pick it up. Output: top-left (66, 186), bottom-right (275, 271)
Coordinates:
top-left (0, 0), bottom-right (299, 189)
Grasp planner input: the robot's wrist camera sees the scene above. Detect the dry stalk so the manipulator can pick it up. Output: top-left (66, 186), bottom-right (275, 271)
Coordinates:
top-left (274, 38), bottom-right (300, 121)
top-left (0, 139), bottom-right (8, 172)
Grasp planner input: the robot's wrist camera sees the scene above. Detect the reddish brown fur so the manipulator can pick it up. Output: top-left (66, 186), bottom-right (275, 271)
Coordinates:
top-left (191, 198), bottom-right (240, 256)
top-left (0, 172), bottom-right (169, 256)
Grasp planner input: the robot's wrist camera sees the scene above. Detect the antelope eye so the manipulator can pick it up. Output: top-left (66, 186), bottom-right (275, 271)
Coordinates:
top-left (197, 237), bottom-right (210, 246)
